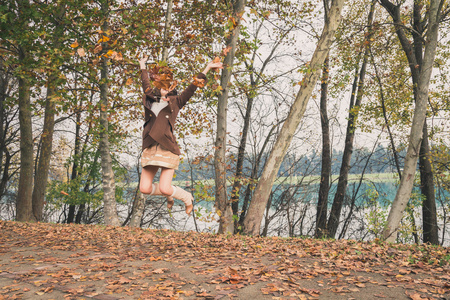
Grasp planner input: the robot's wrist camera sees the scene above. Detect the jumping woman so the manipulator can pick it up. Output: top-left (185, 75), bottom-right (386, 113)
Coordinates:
top-left (138, 56), bottom-right (222, 214)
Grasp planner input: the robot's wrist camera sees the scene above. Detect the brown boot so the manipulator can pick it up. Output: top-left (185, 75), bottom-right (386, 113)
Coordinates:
top-left (152, 183), bottom-right (174, 210)
top-left (171, 186), bottom-right (193, 215)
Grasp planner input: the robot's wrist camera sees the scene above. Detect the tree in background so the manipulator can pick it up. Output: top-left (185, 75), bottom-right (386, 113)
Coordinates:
top-left (214, 0), bottom-right (247, 234)
top-left (326, 0), bottom-right (376, 238)
top-left (31, 1), bottom-right (68, 222)
top-left (315, 0), bottom-right (332, 239)
top-left (0, 57), bottom-right (19, 204)
top-left (1, 0), bottom-right (39, 222)
top-left (243, 0), bottom-right (345, 236)
top-left (378, 0), bottom-right (447, 243)
top-left (228, 0), bottom-right (316, 232)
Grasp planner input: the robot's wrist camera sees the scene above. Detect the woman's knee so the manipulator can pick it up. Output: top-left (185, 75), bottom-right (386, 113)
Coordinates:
top-left (140, 183), bottom-right (152, 195)
top-left (159, 183), bottom-right (172, 196)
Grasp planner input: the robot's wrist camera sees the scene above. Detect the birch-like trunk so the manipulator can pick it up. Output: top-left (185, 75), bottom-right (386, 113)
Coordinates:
top-left (380, 0), bottom-right (441, 242)
top-left (214, 0), bottom-right (246, 234)
top-left (242, 0), bottom-right (345, 236)
top-left (161, 0), bottom-right (173, 62)
top-left (99, 0), bottom-right (119, 226)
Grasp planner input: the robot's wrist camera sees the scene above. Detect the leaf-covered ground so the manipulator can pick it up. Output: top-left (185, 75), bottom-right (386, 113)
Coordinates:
top-left (0, 221), bottom-right (449, 300)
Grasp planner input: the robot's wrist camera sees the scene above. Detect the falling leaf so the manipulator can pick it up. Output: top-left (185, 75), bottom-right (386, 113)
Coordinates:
top-left (77, 48), bottom-right (85, 57)
top-left (98, 35), bottom-right (110, 43)
top-left (111, 52), bottom-right (123, 61)
top-left (70, 41), bottom-right (79, 48)
top-left (60, 191), bottom-right (68, 196)
top-left (222, 46), bottom-right (232, 56)
top-left (93, 44), bottom-right (102, 54)
top-left (193, 77), bottom-right (205, 88)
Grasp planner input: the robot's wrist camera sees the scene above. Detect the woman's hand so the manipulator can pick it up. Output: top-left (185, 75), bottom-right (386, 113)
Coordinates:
top-left (202, 59), bottom-right (223, 75)
top-left (139, 55), bottom-right (149, 70)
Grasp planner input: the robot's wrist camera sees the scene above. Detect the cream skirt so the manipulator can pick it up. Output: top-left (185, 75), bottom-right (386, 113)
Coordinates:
top-left (141, 144), bottom-right (180, 170)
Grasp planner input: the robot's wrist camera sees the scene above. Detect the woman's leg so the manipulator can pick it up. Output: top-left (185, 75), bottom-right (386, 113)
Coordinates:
top-left (139, 165), bottom-right (159, 194)
top-left (158, 167), bottom-right (175, 209)
top-left (158, 167), bottom-right (175, 195)
top-left (159, 167), bottom-right (193, 215)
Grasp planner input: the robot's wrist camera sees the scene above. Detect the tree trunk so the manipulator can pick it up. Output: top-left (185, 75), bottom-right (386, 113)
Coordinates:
top-left (75, 203), bottom-right (85, 224)
top-left (230, 22), bottom-right (289, 232)
top-left (372, 51), bottom-right (420, 243)
top-left (326, 1), bottom-right (374, 238)
top-left (380, 0), bottom-right (441, 242)
top-left (16, 48), bottom-right (34, 222)
top-left (315, 56), bottom-right (330, 238)
top-left (410, 0), bottom-right (438, 245)
top-left (67, 205), bottom-right (76, 224)
top-left (214, 0), bottom-right (247, 234)
top-left (31, 4), bottom-right (66, 222)
top-left (237, 123), bottom-right (280, 231)
top-left (130, 159), bottom-right (146, 227)
top-left (243, 0), bottom-right (345, 236)
top-left (0, 66), bottom-right (14, 200)
top-left (129, 191), bottom-right (145, 227)
top-left (31, 76), bottom-right (56, 222)
top-left (99, 0), bottom-right (120, 226)
top-left (230, 94), bottom-right (253, 231)
top-left (419, 120), bottom-right (438, 244)
top-left (77, 149), bottom-right (100, 224)
top-left (161, 0), bottom-right (173, 62)
top-left (67, 107), bottom-right (82, 224)
top-left (412, 3), bottom-right (439, 245)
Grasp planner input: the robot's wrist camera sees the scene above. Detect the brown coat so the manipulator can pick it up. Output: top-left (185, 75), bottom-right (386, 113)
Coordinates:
top-left (141, 69), bottom-right (206, 155)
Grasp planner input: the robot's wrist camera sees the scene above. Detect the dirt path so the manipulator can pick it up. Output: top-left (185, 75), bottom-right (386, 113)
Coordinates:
top-left (1, 221), bottom-right (449, 299)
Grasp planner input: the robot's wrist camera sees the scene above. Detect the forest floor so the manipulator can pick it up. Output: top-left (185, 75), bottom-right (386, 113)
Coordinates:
top-left (0, 221), bottom-right (449, 300)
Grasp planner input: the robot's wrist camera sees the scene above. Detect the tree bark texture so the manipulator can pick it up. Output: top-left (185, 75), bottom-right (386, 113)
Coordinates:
top-left (67, 108), bottom-right (82, 224)
top-left (379, 0), bottom-right (441, 242)
top-left (0, 64), bottom-right (14, 200)
top-left (242, 0), bottom-right (345, 236)
top-left (99, 1), bottom-right (120, 226)
top-left (420, 121), bottom-right (438, 244)
top-left (214, 0), bottom-right (247, 234)
top-left (31, 76), bottom-right (56, 222)
top-left (161, 0), bottom-right (173, 62)
top-left (315, 56), bottom-right (330, 238)
top-left (326, 1), bottom-right (374, 238)
top-left (412, 3), bottom-right (439, 245)
top-left (31, 4), bottom-right (66, 222)
top-left (231, 94), bottom-right (253, 231)
top-left (16, 48), bottom-right (34, 222)
top-left (129, 192), bottom-right (145, 228)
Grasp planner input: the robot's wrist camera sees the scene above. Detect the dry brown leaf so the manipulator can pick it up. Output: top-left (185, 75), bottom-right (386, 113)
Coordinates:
top-left (77, 48), bottom-right (85, 57)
